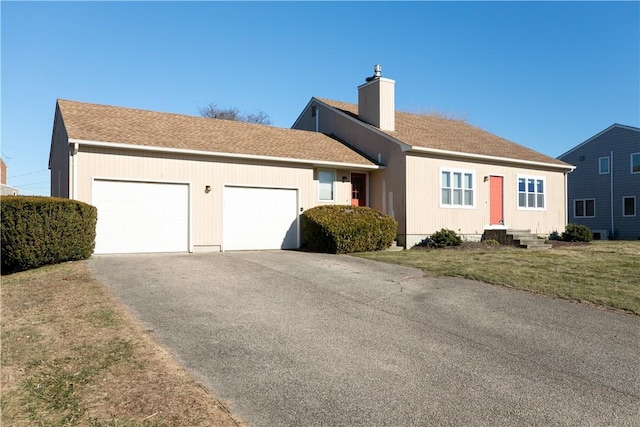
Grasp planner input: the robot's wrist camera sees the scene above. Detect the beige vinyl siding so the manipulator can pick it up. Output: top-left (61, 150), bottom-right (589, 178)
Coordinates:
top-left (49, 108), bottom-right (71, 198)
top-left (357, 78), bottom-right (395, 131)
top-left (75, 146), bottom-right (353, 251)
top-left (295, 101), bottom-right (407, 237)
top-left (405, 155), bottom-right (567, 246)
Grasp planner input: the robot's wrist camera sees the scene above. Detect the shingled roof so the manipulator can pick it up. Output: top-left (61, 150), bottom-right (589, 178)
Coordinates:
top-left (56, 99), bottom-right (378, 167)
top-left (317, 98), bottom-right (570, 168)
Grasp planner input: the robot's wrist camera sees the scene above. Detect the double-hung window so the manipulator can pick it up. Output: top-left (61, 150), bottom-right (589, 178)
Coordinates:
top-left (631, 153), bottom-right (640, 174)
top-left (517, 176), bottom-right (545, 210)
top-left (441, 169), bottom-right (474, 208)
top-left (623, 197), bottom-right (636, 217)
top-left (318, 169), bottom-right (335, 201)
top-left (574, 199), bottom-right (595, 218)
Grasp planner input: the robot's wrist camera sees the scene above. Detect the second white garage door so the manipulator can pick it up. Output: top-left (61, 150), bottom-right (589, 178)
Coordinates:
top-left (93, 180), bottom-right (189, 254)
top-left (223, 186), bottom-right (298, 251)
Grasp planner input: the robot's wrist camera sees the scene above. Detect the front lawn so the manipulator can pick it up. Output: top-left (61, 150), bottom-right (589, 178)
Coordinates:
top-left (1, 261), bottom-right (246, 426)
top-left (354, 241), bottom-right (640, 314)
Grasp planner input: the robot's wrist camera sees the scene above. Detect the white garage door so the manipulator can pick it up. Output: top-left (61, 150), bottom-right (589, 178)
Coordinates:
top-left (93, 180), bottom-right (189, 254)
top-left (223, 186), bottom-right (298, 251)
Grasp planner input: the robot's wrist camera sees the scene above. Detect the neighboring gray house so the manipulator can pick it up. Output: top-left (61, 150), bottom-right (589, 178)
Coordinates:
top-left (558, 124), bottom-right (640, 240)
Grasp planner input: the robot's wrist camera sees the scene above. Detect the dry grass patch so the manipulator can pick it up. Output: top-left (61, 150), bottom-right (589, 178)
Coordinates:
top-left (354, 241), bottom-right (640, 314)
top-left (1, 261), bottom-right (247, 426)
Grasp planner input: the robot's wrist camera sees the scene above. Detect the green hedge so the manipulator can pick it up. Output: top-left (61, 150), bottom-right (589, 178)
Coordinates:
top-left (302, 205), bottom-right (397, 254)
top-left (1, 196), bottom-right (97, 274)
top-left (562, 223), bottom-right (593, 242)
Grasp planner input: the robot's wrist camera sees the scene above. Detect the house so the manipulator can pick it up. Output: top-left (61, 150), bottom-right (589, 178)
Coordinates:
top-left (49, 100), bottom-right (381, 254)
top-left (558, 124), bottom-right (640, 240)
top-left (1, 158), bottom-right (20, 196)
top-left (49, 65), bottom-right (574, 254)
top-left (292, 66), bottom-right (575, 247)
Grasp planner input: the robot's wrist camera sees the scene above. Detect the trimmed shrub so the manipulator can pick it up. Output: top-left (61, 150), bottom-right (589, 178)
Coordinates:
top-left (413, 229), bottom-right (463, 249)
top-left (302, 205), bottom-right (397, 254)
top-left (548, 230), bottom-right (562, 241)
top-left (429, 228), bottom-right (462, 248)
top-left (561, 223), bottom-right (593, 243)
top-left (414, 237), bottom-right (434, 248)
top-left (1, 196), bottom-right (97, 274)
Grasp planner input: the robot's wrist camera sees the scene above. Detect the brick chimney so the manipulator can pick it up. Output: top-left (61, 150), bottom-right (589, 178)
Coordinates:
top-left (358, 64), bottom-right (395, 131)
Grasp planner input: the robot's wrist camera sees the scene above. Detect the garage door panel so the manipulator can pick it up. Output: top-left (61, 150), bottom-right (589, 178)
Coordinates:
top-left (224, 187), bottom-right (298, 251)
top-left (93, 180), bottom-right (189, 254)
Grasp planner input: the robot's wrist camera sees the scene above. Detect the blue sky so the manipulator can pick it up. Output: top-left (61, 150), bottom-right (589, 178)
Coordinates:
top-left (2, 1), bottom-right (638, 196)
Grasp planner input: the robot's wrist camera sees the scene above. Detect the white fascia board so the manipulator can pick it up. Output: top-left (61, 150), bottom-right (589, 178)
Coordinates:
top-left (312, 98), bottom-right (412, 151)
top-left (409, 146), bottom-right (575, 171)
top-left (68, 138), bottom-right (382, 170)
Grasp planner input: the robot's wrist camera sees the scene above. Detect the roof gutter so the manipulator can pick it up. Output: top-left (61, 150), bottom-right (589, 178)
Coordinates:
top-left (68, 138), bottom-right (383, 171)
top-left (408, 146), bottom-right (575, 171)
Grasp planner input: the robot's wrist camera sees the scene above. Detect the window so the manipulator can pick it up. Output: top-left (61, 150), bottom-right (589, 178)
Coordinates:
top-left (599, 157), bottom-right (610, 174)
top-left (623, 197), bottom-right (636, 217)
top-left (574, 199), bottom-right (595, 218)
top-left (441, 169), bottom-right (475, 208)
top-left (517, 176), bottom-right (545, 209)
top-left (318, 170), bottom-right (335, 201)
top-left (631, 153), bottom-right (640, 174)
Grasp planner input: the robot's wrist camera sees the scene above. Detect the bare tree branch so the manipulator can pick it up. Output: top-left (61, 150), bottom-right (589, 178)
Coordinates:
top-left (199, 103), bottom-right (271, 125)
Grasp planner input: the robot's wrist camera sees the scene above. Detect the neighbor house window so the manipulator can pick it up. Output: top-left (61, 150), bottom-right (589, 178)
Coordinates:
top-left (623, 196), bottom-right (636, 217)
top-left (599, 157), bottom-right (610, 174)
top-left (631, 153), bottom-right (640, 174)
top-left (517, 176), bottom-right (545, 209)
top-left (441, 169), bottom-right (475, 208)
top-left (574, 199), bottom-right (595, 218)
top-left (318, 169), bottom-right (335, 201)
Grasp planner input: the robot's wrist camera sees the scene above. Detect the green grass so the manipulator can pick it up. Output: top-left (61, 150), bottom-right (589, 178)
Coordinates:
top-left (354, 241), bottom-right (640, 314)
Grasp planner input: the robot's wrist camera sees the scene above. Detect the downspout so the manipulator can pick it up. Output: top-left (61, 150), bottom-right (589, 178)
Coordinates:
top-left (610, 150), bottom-right (614, 236)
top-left (71, 142), bottom-right (79, 200)
top-left (564, 169), bottom-right (570, 227)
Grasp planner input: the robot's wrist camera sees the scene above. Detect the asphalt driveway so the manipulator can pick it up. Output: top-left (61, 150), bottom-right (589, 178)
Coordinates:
top-left (88, 251), bottom-right (640, 426)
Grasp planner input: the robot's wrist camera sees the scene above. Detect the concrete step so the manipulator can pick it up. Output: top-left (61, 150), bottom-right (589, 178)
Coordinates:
top-left (386, 241), bottom-right (404, 252)
top-left (506, 229), bottom-right (551, 250)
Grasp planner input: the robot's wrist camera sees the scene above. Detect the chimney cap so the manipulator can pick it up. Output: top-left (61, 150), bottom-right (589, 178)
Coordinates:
top-left (365, 64), bottom-right (382, 82)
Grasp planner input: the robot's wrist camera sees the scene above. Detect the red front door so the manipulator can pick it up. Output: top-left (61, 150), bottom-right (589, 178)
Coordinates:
top-left (489, 176), bottom-right (504, 225)
top-left (351, 173), bottom-right (366, 206)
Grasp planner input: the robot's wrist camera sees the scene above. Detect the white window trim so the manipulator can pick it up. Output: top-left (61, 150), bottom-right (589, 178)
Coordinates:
top-left (516, 175), bottom-right (546, 211)
top-left (317, 169), bottom-right (335, 202)
top-left (631, 152), bottom-right (640, 174)
top-left (623, 196), bottom-right (636, 217)
top-left (439, 167), bottom-right (476, 209)
top-left (598, 156), bottom-right (610, 174)
top-left (573, 198), bottom-right (596, 218)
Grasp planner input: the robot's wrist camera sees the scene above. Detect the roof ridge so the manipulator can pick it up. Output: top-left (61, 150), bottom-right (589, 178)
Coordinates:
top-left (55, 99), bottom-right (377, 167)
top-left (315, 97), bottom-right (571, 168)
top-left (57, 98), bottom-right (295, 132)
